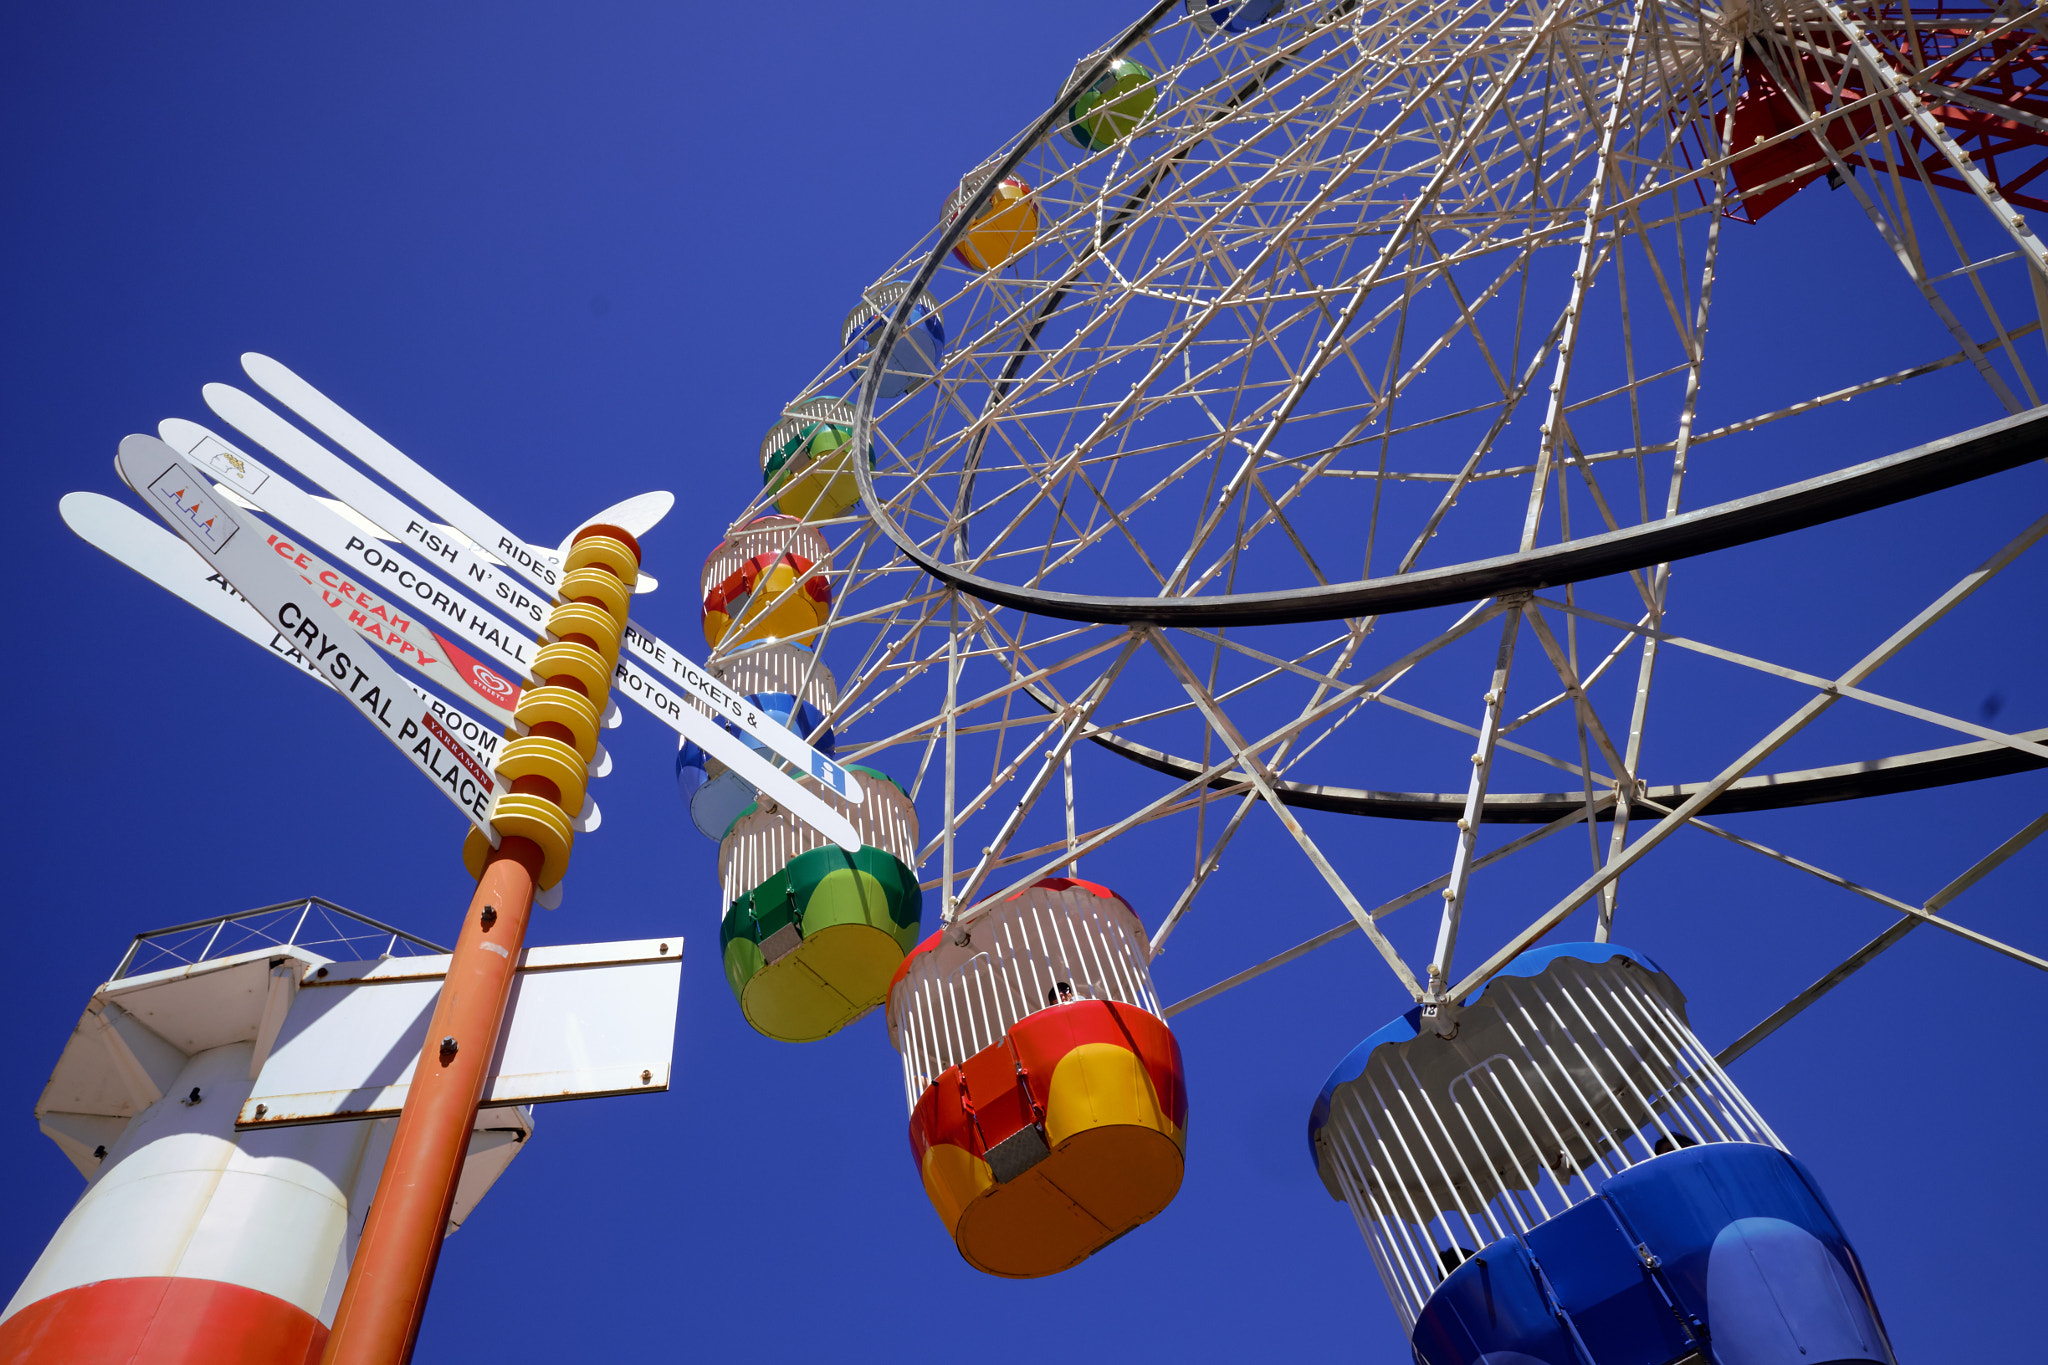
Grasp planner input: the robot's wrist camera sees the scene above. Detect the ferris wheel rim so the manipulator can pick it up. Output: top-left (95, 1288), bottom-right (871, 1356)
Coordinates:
top-left (968, 406), bottom-right (2048, 820)
top-left (1080, 712), bottom-right (2048, 820)
top-left (845, 0), bottom-right (1199, 579)
top-left (834, 4), bottom-right (2048, 626)
top-left (859, 405), bottom-right (2047, 627)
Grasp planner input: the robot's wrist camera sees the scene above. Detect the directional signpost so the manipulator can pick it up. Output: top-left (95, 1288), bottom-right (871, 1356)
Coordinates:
top-left (200, 373), bottom-right (863, 840)
top-left (114, 437), bottom-right (511, 840)
top-left (236, 355), bottom-right (864, 803)
top-left (65, 357), bottom-right (868, 1365)
top-left (59, 491), bottom-right (524, 776)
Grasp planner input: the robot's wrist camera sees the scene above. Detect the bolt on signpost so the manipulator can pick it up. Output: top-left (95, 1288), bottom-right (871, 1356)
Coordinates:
top-left (71, 358), bottom-right (864, 1365)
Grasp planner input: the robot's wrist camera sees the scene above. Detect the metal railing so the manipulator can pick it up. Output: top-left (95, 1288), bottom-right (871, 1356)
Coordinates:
top-left (112, 897), bottom-right (446, 981)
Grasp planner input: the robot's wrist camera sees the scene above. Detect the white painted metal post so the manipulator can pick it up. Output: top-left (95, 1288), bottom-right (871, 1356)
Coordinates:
top-left (1428, 605), bottom-right (1524, 1007)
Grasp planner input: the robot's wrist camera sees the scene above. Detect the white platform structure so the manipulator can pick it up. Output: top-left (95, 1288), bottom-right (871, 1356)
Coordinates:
top-left (4, 898), bottom-right (680, 1364)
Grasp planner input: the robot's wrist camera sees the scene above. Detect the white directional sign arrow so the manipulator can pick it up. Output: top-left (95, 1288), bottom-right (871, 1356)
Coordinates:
top-left (61, 488), bottom-right (590, 908)
top-left (161, 418), bottom-right (542, 721)
top-left (59, 490), bottom-right (614, 795)
top-left (229, 355), bottom-right (863, 807)
top-left (242, 352), bottom-right (572, 590)
top-left (204, 383), bottom-right (560, 632)
top-left (114, 435), bottom-right (510, 842)
top-left (65, 490), bottom-right (380, 695)
top-left (555, 492), bottom-right (669, 594)
top-left (560, 493), bottom-right (674, 563)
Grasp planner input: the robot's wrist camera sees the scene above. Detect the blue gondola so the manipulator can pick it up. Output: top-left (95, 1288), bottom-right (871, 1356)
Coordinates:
top-left (1308, 943), bottom-right (1898, 1365)
top-left (675, 691), bottom-right (836, 840)
top-left (840, 283), bottom-right (945, 405)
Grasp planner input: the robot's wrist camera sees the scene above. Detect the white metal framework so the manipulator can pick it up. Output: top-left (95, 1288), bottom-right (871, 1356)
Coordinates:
top-left (700, 516), bottom-right (830, 593)
top-left (113, 896), bottom-right (445, 980)
top-left (709, 0), bottom-right (2047, 1056)
top-left (712, 642), bottom-right (841, 715)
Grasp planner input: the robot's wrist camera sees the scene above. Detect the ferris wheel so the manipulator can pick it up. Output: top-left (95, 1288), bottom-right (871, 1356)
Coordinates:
top-left (682, 0), bottom-right (2047, 1340)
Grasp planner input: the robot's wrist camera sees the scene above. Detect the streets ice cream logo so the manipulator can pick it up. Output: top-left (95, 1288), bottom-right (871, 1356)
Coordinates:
top-left (433, 632), bottom-right (521, 712)
top-left (147, 468), bottom-right (239, 552)
top-left (470, 662), bottom-right (516, 701)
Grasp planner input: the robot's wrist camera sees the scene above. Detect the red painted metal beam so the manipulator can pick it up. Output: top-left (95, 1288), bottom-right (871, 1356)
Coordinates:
top-left (1721, 11), bottom-right (2048, 219)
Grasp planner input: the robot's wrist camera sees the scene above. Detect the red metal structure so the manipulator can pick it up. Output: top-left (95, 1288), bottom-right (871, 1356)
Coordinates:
top-left (1722, 5), bottom-right (2048, 220)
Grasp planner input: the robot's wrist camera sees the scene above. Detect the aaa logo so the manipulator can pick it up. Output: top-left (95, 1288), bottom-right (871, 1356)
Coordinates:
top-left (146, 466), bottom-right (239, 552)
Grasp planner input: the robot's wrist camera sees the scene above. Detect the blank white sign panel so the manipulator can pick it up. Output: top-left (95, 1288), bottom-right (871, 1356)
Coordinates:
top-left (240, 938), bottom-right (681, 1127)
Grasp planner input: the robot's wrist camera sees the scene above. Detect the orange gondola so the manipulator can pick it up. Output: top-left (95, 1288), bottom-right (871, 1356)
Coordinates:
top-left (886, 878), bottom-right (1188, 1277)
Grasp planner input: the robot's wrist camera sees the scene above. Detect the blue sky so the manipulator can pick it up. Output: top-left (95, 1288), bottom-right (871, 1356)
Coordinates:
top-left (6, 3), bottom-right (2046, 1360)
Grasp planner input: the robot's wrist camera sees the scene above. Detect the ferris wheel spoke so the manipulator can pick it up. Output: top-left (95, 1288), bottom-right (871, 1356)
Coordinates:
top-left (958, 601), bottom-right (1117, 712)
top-left (1350, 241), bottom-right (1573, 555)
top-left (1425, 607), bottom-right (1526, 998)
top-left (1909, 198), bottom-right (2043, 404)
top-left (1156, 616), bottom-right (1388, 955)
top-left (923, 776), bottom-right (1253, 896)
top-left (812, 592), bottom-right (952, 736)
top-left (1645, 792), bottom-right (2048, 972)
top-left (1146, 624), bottom-right (1427, 997)
top-left (1067, 455), bottom-right (1177, 586)
top-left (960, 732), bottom-right (1270, 927)
top-left (1145, 601), bottom-right (1514, 768)
top-left (1090, 8), bottom-right (1571, 584)
top-left (922, 706), bottom-right (1075, 872)
top-left (1415, 233), bottom-right (1525, 396)
top-left (1523, 605), bottom-right (1647, 723)
top-left (1150, 790), bottom-right (1260, 956)
top-left (1751, 35), bottom-right (2026, 409)
top-left (1270, 619), bottom-right (1381, 768)
top-left (1365, 685), bottom-right (1617, 789)
top-left (1819, 0), bottom-right (2048, 273)
top-left (1596, 137), bottom-right (1729, 930)
top-left (1011, 243), bottom-right (1366, 584)
top-left (1388, 283), bottom-right (1581, 577)
top-left (1553, 425), bottom-right (1659, 608)
top-left (1521, 5), bottom-right (1653, 554)
top-left (1865, 99), bottom-right (2046, 399)
top-left (791, 581), bottom-right (949, 647)
top-left (1719, 807), bottom-right (2048, 1066)
top-left (1455, 504), bottom-right (2048, 1001)
top-left (1519, 601), bottom-right (1634, 783)
top-left (1560, 583), bottom-right (1610, 877)
top-left (947, 631), bottom-right (1144, 914)
top-left (1164, 296), bottom-right (1408, 594)
top-left (1164, 792), bottom-right (1616, 1018)
top-left (1176, 624), bottom-right (1361, 692)
top-left (1609, 203), bottom-right (1699, 369)
top-left (1531, 591), bottom-right (2048, 763)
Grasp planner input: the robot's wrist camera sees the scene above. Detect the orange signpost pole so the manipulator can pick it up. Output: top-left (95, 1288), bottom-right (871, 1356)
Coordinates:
top-left (321, 525), bottom-right (641, 1365)
top-left (319, 842), bottom-right (542, 1364)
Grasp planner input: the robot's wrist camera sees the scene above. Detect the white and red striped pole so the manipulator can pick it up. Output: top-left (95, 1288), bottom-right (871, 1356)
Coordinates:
top-left (3, 1013), bottom-right (389, 1363)
top-left (4, 918), bottom-right (538, 1365)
